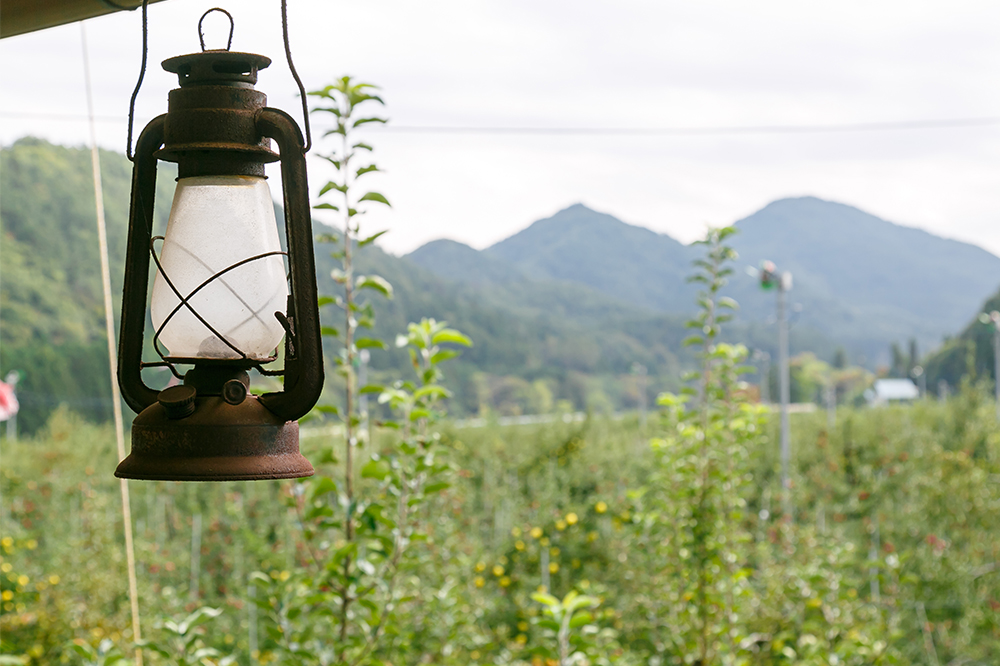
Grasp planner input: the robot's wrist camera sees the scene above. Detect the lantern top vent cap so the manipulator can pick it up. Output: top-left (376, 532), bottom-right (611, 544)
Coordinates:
top-left (162, 51), bottom-right (272, 89)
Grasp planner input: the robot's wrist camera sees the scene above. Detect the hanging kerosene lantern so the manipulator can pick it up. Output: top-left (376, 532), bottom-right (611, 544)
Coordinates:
top-left (115, 7), bottom-right (323, 481)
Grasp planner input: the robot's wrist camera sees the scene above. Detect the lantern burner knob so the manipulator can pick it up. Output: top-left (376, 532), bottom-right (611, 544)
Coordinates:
top-left (158, 385), bottom-right (197, 419)
top-left (223, 379), bottom-right (248, 405)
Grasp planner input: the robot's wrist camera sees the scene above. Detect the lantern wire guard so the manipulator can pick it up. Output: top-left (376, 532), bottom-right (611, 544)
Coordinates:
top-left (115, 4), bottom-right (324, 481)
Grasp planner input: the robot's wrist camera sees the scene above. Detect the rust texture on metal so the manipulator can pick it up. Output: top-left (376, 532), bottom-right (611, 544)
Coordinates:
top-left (116, 47), bottom-right (325, 481)
top-left (0, 0), bottom-right (169, 39)
top-left (115, 395), bottom-right (314, 481)
top-left (157, 51), bottom-right (279, 178)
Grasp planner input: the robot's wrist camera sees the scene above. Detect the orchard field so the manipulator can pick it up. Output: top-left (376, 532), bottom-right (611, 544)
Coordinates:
top-left (2, 85), bottom-right (998, 664)
top-left (1, 382), bottom-right (998, 664)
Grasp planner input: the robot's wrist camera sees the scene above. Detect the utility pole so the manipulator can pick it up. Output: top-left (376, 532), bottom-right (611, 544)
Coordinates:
top-left (752, 350), bottom-right (771, 404)
top-left (911, 365), bottom-right (926, 398)
top-left (982, 311), bottom-right (1000, 421)
top-left (756, 261), bottom-right (792, 519)
top-left (825, 379), bottom-right (836, 431)
top-left (777, 271), bottom-right (792, 519)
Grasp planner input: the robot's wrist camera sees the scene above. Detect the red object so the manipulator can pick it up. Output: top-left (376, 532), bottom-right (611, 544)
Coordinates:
top-left (0, 382), bottom-right (18, 422)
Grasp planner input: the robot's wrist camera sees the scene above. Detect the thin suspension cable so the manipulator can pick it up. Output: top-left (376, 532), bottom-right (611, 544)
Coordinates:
top-left (380, 116), bottom-right (1000, 135)
top-left (281, 0), bottom-right (311, 152)
top-left (125, 0), bottom-right (149, 161)
top-left (81, 23), bottom-right (144, 666)
top-left (2, 112), bottom-right (997, 135)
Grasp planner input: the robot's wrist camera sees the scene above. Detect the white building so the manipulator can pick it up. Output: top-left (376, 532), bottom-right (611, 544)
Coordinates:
top-left (866, 379), bottom-right (920, 406)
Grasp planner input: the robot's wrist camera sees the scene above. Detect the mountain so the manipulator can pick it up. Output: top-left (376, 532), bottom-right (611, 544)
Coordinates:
top-left (6, 138), bottom-right (995, 433)
top-left (0, 139), bottom-right (691, 432)
top-left (726, 197), bottom-right (1000, 361)
top-left (407, 239), bottom-right (525, 285)
top-left (409, 199), bottom-right (1000, 364)
top-left (485, 203), bottom-right (696, 312)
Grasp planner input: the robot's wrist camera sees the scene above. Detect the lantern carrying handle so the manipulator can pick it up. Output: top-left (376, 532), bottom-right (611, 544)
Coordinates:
top-left (255, 107), bottom-right (324, 420)
top-left (119, 115), bottom-right (166, 413)
top-left (198, 8), bottom-right (234, 51)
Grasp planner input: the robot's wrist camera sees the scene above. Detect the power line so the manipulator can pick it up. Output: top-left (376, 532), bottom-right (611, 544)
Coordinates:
top-left (1, 111), bottom-right (998, 135)
top-left (381, 117), bottom-right (1000, 135)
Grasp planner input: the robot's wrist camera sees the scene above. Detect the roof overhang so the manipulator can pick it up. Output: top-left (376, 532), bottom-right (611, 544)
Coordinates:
top-left (1, 0), bottom-right (168, 39)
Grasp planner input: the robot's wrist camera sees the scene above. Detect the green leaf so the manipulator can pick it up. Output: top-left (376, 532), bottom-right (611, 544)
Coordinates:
top-left (359, 230), bottom-right (388, 247)
top-left (353, 142), bottom-right (373, 151)
top-left (355, 275), bottom-right (394, 298)
top-left (310, 475), bottom-right (338, 499)
top-left (358, 191), bottom-right (391, 206)
top-left (313, 203), bottom-right (340, 211)
top-left (319, 181), bottom-right (347, 196)
top-left (414, 385), bottom-right (450, 400)
top-left (356, 165), bottom-right (379, 177)
top-left (356, 338), bottom-right (388, 350)
top-left (353, 117), bottom-right (388, 128)
top-left (532, 592), bottom-right (560, 607)
top-left (321, 326), bottom-right (340, 338)
top-left (424, 481), bottom-right (450, 494)
top-left (314, 404), bottom-right (340, 417)
top-left (317, 296), bottom-right (336, 307)
top-left (569, 611), bottom-right (593, 628)
top-left (431, 328), bottom-right (472, 346)
top-left (360, 459), bottom-right (391, 480)
top-left (359, 384), bottom-right (384, 395)
top-left (430, 349), bottom-right (461, 365)
top-left (409, 408), bottom-right (431, 421)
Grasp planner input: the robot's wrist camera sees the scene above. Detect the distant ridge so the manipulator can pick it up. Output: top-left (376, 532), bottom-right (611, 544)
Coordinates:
top-left (483, 203), bottom-right (695, 312)
top-left (407, 239), bottom-right (525, 285)
top-left (408, 198), bottom-right (1000, 361)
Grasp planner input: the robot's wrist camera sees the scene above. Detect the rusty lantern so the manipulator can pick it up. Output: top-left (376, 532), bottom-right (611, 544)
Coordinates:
top-left (115, 16), bottom-right (323, 481)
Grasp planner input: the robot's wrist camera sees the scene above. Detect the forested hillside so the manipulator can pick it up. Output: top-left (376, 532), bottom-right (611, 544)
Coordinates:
top-left (0, 138), bottom-right (174, 432)
top-left (411, 199), bottom-right (1000, 364)
top-left (4, 138), bottom-right (996, 433)
top-left (0, 139), bottom-right (697, 431)
top-left (923, 287), bottom-right (1000, 390)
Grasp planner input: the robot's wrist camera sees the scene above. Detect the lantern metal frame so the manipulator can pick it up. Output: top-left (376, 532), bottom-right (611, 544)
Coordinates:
top-left (115, 10), bottom-right (323, 481)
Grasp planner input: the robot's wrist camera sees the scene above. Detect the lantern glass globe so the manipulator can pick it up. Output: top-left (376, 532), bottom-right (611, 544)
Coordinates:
top-left (150, 175), bottom-right (288, 361)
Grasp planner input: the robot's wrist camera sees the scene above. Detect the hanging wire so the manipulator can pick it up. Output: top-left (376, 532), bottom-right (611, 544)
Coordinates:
top-left (281, 0), bottom-right (312, 153)
top-left (125, 0), bottom-right (149, 162)
top-left (198, 7), bottom-right (234, 51)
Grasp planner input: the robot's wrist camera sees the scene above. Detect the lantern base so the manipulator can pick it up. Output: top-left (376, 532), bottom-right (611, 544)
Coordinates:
top-left (115, 394), bottom-right (314, 481)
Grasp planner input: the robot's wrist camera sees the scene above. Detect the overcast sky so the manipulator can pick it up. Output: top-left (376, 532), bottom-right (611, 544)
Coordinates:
top-left (2, 0), bottom-right (998, 257)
